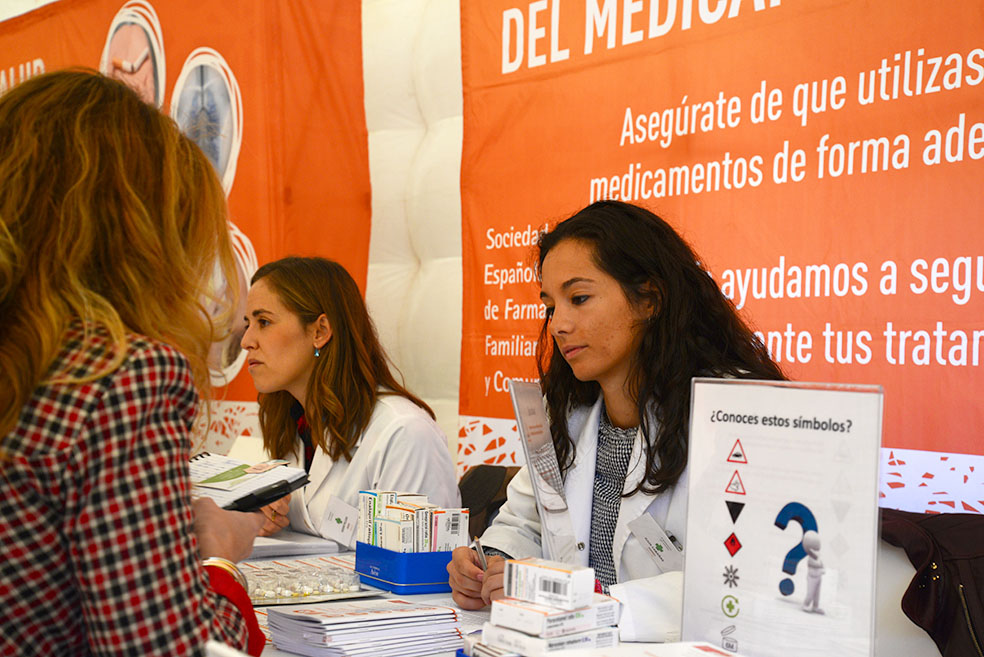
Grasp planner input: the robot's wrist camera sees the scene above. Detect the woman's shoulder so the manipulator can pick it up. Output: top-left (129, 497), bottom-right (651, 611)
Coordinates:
top-left (366, 394), bottom-right (444, 442)
top-left (10, 326), bottom-right (196, 455)
top-left (58, 325), bottom-right (194, 394)
top-left (372, 393), bottom-right (433, 419)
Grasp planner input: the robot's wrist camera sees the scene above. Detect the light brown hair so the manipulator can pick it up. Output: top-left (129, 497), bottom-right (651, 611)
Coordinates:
top-left (252, 257), bottom-right (434, 461)
top-left (0, 70), bottom-right (237, 437)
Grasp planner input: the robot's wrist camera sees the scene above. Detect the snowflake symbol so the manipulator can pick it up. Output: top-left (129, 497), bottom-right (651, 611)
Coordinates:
top-left (723, 565), bottom-right (740, 588)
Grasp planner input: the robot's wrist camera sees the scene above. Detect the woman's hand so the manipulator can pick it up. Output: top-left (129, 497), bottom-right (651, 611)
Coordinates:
top-left (480, 556), bottom-right (506, 605)
top-left (192, 497), bottom-right (265, 562)
top-left (448, 546), bottom-right (506, 609)
top-left (258, 495), bottom-right (291, 537)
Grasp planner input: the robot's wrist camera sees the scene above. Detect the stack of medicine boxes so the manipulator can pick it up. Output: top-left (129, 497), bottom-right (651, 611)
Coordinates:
top-left (476, 558), bottom-right (621, 657)
top-left (358, 489), bottom-right (469, 552)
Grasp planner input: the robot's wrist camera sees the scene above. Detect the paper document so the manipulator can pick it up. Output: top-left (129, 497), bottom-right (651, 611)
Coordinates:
top-left (190, 452), bottom-right (307, 511)
top-left (249, 530), bottom-right (340, 560)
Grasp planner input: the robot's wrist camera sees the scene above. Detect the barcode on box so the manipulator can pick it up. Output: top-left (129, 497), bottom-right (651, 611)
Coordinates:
top-left (504, 558), bottom-right (594, 610)
top-left (432, 508), bottom-right (468, 551)
top-left (539, 577), bottom-right (568, 597)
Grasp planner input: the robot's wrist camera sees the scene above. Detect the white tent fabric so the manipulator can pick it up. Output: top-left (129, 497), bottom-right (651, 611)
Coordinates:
top-left (362, 0), bottom-right (463, 455)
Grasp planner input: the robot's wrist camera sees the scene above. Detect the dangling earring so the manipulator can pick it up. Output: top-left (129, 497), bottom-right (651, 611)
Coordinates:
top-left (314, 346), bottom-right (321, 358)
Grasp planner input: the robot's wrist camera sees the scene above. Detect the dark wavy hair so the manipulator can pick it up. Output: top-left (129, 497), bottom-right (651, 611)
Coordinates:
top-left (252, 257), bottom-right (434, 462)
top-left (536, 200), bottom-right (784, 494)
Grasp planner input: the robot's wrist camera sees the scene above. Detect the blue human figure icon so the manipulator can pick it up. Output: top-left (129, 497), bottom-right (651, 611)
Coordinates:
top-left (801, 530), bottom-right (825, 614)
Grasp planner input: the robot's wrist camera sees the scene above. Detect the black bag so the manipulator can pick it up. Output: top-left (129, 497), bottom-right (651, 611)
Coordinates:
top-left (458, 464), bottom-right (520, 540)
top-left (881, 508), bottom-right (984, 657)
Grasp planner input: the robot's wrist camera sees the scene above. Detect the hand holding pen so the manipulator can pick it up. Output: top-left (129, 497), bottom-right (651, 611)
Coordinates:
top-left (471, 537), bottom-right (488, 571)
top-left (448, 536), bottom-right (505, 609)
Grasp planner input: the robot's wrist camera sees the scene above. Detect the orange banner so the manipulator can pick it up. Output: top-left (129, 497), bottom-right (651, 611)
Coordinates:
top-left (460, 0), bottom-right (984, 491)
top-left (0, 0), bottom-right (371, 409)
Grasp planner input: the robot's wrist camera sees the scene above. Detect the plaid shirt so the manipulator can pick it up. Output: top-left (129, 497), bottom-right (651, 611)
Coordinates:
top-left (0, 326), bottom-right (262, 656)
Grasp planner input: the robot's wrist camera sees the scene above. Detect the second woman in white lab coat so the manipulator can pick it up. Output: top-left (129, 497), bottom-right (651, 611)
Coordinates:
top-left (448, 201), bottom-right (784, 640)
top-left (241, 256), bottom-right (459, 543)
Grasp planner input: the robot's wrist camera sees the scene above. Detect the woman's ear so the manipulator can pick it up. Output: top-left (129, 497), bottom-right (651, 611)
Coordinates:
top-left (313, 313), bottom-right (332, 349)
top-left (639, 281), bottom-right (662, 319)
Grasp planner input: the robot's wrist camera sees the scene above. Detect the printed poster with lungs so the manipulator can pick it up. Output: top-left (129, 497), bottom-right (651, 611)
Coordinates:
top-left (682, 379), bottom-right (882, 657)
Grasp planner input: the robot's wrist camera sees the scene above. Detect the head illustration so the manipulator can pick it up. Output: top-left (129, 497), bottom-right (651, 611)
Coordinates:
top-left (536, 200), bottom-right (784, 493)
top-left (244, 256), bottom-right (433, 461)
top-left (0, 69), bottom-right (235, 436)
top-left (802, 530), bottom-right (821, 557)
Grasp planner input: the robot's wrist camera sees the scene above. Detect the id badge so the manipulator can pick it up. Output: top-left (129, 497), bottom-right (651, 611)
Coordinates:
top-left (628, 513), bottom-right (684, 573)
top-left (319, 497), bottom-right (358, 547)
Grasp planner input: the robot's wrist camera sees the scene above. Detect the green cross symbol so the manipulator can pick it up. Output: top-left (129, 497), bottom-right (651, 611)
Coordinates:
top-left (721, 595), bottom-right (740, 618)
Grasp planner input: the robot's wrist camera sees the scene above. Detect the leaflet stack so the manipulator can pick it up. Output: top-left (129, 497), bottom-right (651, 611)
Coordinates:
top-left (267, 599), bottom-right (462, 657)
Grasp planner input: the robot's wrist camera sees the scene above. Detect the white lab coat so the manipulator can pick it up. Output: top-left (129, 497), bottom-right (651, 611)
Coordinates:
top-left (481, 396), bottom-right (688, 642)
top-left (284, 394), bottom-right (460, 546)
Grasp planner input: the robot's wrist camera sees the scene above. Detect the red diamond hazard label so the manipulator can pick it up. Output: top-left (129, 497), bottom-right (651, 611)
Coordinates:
top-left (725, 470), bottom-right (746, 495)
top-left (724, 533), bottom-right (742, 556)
top-left (727, 439), bottom-right (748, 464)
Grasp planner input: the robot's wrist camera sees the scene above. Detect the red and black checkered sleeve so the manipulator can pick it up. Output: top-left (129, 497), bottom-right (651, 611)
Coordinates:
top-left (63, 341), bottom-right (260, 656)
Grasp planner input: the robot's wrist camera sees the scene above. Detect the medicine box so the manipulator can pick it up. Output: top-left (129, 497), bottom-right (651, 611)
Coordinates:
top-left (490, 593), bottom-right (621, 637)
top-left (472, 643), bottom-right (521, 657)
top-left (481, 622), bottom-right (618, 657)
top-left (503, 558), bottom-right (595, 610)
top-left (354, 541), bottom-right (453, 594)
top-left (374, 516), bottom-right (414, 553)
top-left (432, 507), bottom-right (469, 551)
top-left (358, 489), bottom-right (397, 545)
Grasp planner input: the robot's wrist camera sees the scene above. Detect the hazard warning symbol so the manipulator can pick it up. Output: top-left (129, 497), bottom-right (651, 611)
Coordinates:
top-left (725, 470), bottom-right (746, 495)
top-left (724, 533), bottom-right (742, 557)
top-left (727, 439), bottom-right (747, 464)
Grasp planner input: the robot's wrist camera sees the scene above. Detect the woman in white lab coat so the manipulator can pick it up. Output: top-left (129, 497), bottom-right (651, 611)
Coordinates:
top-left (241, 257), bottom-right (459, 543)
top-left (448, 201), bottom-right (784, 641)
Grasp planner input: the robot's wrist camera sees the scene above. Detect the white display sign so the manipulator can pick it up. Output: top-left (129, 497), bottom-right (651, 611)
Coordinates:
top-left (682, 379), bottom-right (883, 657)
top-left (508, 380), bottom-right (578, 561)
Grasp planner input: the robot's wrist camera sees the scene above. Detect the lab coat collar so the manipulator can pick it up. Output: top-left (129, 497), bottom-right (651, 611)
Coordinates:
top-left (304, 446), bottom-right (336, 506)
top-left (302, 427), bottom-right (367, 507)
top-left (564, 398), bottom-right (603, 567)
top-left (613, 426), bottom-right (659, 566)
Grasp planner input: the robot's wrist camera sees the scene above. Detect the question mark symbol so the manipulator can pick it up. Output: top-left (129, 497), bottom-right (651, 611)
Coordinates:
top-left (773, 502), bottom-right (818, 596)
top-left (846, 419), bottom-right (852, 432)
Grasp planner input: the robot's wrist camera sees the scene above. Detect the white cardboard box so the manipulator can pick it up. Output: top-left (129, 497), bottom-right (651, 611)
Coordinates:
top-left (432, 508), bottom-right (469, 551)
top-left (482, 622), bottom-right (618, 656)
top-left (358, 489), bottom-right (397, 545)
top-left (490, 593), bottom-right (620, 638)
top-left (373, 513), bottom-right (412, 552)
top-left (503, 558), bottom-right (595, 610)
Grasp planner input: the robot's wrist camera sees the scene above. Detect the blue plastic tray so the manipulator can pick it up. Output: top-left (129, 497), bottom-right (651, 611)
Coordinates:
top-left (354, 541), bottom-right (453, 594)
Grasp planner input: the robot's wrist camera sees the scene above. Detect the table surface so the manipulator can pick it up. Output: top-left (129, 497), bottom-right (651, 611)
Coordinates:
top-left (255, 542), bottom-right (938, 657)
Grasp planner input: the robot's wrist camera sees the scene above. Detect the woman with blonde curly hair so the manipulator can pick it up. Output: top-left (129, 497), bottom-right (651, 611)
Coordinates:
top-left (0, 70), bottom-right (264, 656)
